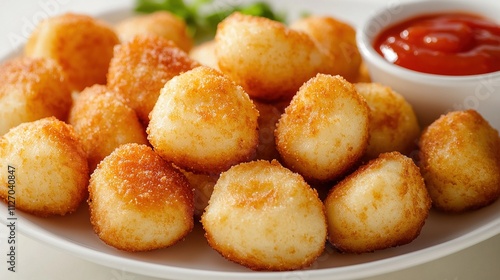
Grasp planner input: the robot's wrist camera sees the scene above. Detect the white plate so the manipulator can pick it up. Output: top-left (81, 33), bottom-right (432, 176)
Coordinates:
top-left (1, 0), bottom-right (499, 280)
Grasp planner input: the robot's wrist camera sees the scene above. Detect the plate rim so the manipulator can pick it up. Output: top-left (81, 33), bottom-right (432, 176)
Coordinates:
top-left (3, 203), bottom-right (498, 280)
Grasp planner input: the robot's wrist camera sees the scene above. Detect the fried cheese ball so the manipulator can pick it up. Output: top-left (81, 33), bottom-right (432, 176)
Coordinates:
top-left (418, 110), bottom-right (500, 212)
top-left (189, 40), bottom-right (218, 70)
top-left (0, 117), bottom-right (89, 217)
top-left (275, 74), bottom-right (369, 182)
top-left (0, 57), bottom-right (72, 135)
top-left (68, 85), bottom-right (149, 171)
top-left (107, 35), bottom-right (199, 124)
top-left (147, 66), bottom-right (259, 174)
top-left (88, 143), bottom-right (194, 252)
top-left (25, 13), bottom-right (119, 92)
top-left (355, 83), bottom-right (420, 160)
top-left (201, 160), bottom-right (327, 271)
top-left (115, 11), bottom-right (193, 52)
top-left (325, 152), bottom-right (431, 253)
top-left (215, 12), bottom-right (334, 101)
top-left (290, 16), bottom-right (361, 82)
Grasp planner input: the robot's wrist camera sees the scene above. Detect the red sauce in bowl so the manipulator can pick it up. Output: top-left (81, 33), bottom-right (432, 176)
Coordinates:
top-left (374, 12), bottom-right (500, 75)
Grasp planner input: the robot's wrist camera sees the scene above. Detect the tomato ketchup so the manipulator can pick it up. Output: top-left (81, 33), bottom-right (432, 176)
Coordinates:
top-left (374, 12), bottom-right (500, 75)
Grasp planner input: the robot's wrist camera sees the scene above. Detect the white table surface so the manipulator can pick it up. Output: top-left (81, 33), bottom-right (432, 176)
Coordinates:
top-left (0, 0), bottom-right (499, 279)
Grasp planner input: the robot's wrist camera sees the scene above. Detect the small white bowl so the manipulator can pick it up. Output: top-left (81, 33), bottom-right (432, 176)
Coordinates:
top-left (357, 0), bottom-right (500, 128)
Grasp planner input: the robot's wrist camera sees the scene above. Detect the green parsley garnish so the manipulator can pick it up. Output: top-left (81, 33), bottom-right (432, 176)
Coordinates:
top-left (134, 0), bottom-right (285, 42)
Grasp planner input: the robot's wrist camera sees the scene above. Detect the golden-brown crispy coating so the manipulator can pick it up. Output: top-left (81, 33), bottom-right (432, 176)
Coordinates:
top-left (88, 143), bottom-right (194, 252)
top-left (325, 152), bottom-right (431, 253)
top-left (68, 85), bottom-right (149, 171)
top-left (189, 40), bottom-right (218, 70)
top-left (201, 160), bottom-right (327, 271)
top-left (355, 83), bottom-right (420, 160)
top-left (290, 15), bottom-right (361, 82)
top-left (275, 74), bottom-right (370, 182)
top-left (147, 66), bottom-right (259, 174)
top-left (107, 35), bottom-right (199, 124)
top-left (115, 11), bottom-right (193, 52)
top-left (0, 117), bottom-right (89, 217)
top-left (0, 57), bottom-right (72, 135)
top-left (215, 12), bottom-right (334, 101)
top-left (418, 110), bottom-right (500, 212)
top-left (25, 13), bottom-right (119, 92)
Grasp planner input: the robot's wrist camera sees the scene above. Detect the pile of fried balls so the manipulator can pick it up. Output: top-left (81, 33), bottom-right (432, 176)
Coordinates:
top-left (1, 10), bottom-right (499, 272)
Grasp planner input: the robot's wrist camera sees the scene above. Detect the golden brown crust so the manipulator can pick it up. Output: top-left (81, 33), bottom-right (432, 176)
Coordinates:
top-left (107, 34), bottom-right (199, 124)
top-left (25, 13), bottom-right (119, 92)
top-left (325, 152), bottom-right (431, 253)
top-left (88, 143), bottom-right (194, 252)
top-left (189, 40), bottom-right (218, 70)
top-left (115, 11), bottom-right (193, 52)
top-left (98, 144), bottom-right (193, 209)
top-left (68, 85), bottom-right (148, 171)
top-left (215, 12), bottom-right (335, 101)
top-left (0, 117), bottom-right (88, 217)
top-left (275, 74), bottom-right (369, 182)
top-left (418, 110), bottom-right (500, 212)
top-left (0, 57), bottom-right (72, 135)
top-left (147, 66), bottom-right (259, 174)
top-left (201, 160), bottom-right (327, 271)
top-left (290, 15), bottom-right (361, 82)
